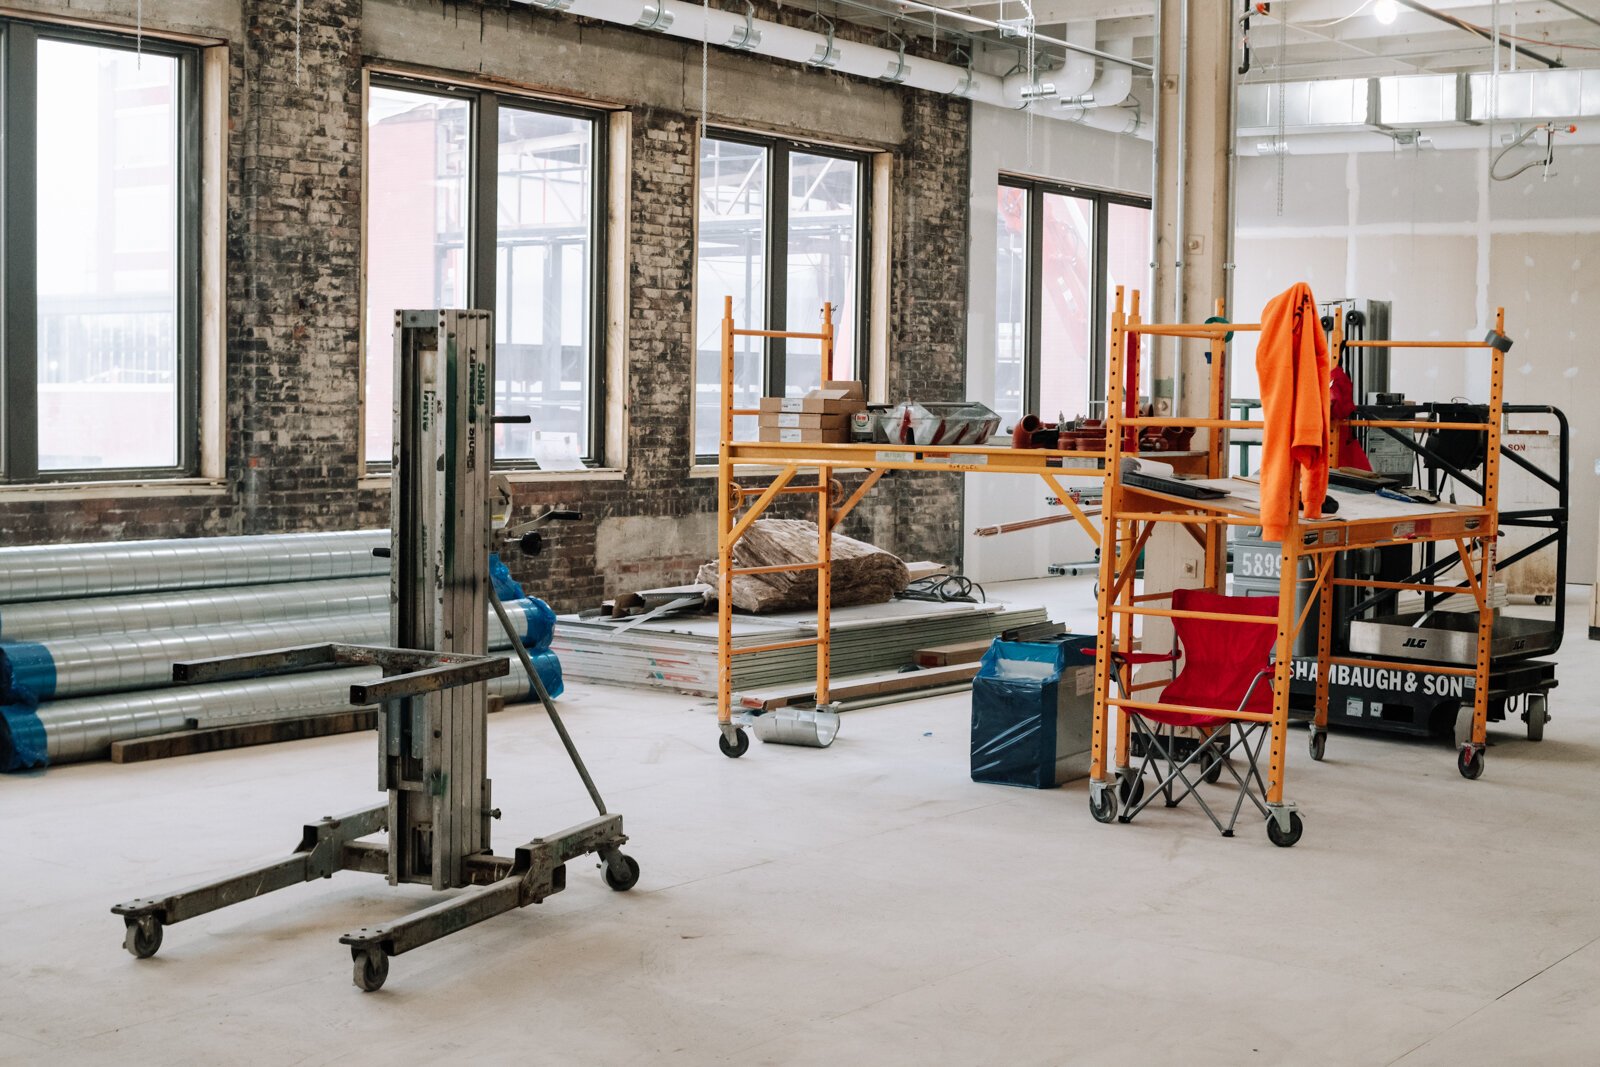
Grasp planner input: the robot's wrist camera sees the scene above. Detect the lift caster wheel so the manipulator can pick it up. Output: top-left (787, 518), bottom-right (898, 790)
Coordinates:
top-left (1117, 775), bottom-right (1145, 809)
top-left (1308, 730), bottom-right (1327, 762)
top-left (1202, 753), bottom-right (1225, 784)
top-left (718, 728), bottom-right (749, 759)
top-left (1457, 745), bottom-right (1485, 780)
top-left (603, 853), bottom-right (641, 892)
top-left (123, 915), bottom-right (163, 959)
top-left (1525, 697), bottom-right (1547, 742)
top-left (1089, 788), bottom-right (1118, 824)
top-left (352, 947), bottom-right (389, 992)
top-left (1266, 811), bottom-right (1304, 848)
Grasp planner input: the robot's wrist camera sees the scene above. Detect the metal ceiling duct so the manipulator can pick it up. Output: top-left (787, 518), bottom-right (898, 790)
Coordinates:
top-left (0, 530), bottom-right (387, 603)
top-left (513, 1), bottom-right (1152, 137)
top-left (0, 577), bottom-right (386, 643)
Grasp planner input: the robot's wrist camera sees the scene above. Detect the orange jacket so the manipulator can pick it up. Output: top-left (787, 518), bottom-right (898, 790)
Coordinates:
top-left (1256, 283), bottom-right (1330, 541)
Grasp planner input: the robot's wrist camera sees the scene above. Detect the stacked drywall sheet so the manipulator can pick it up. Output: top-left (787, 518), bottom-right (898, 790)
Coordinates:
top-left (550, 599), bottom-right (1051, 697)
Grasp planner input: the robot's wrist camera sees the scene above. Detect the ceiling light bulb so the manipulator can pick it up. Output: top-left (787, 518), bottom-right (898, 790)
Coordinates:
top-left (1374, 0), bottom-right (1399, 25)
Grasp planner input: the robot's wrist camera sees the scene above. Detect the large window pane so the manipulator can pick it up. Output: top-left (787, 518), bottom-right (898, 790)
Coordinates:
top-left (36, 39), bottom-right (180, 471)
top-left (994, 185), bottom-right (1029, 429)
top-left (493, 107), bottom-right (595, 462)
top-left (784, 152), bottom-right (858, 395)
top-left (1104, 201), bottom-right (1152, 400)
top-left (364, 86), bottom-right (470, 464)
top-left (695, 138), bottom-right (766, 456)
top-left (1037, 191), bottom-right (1094, 423)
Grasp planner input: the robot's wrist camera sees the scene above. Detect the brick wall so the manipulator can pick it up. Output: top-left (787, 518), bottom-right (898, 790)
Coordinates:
top-left (0, 1), bottom-right (973, 612)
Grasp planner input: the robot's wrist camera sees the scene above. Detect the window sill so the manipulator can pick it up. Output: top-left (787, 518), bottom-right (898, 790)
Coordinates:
top-left (0, 477), bottom-right (228, 503)
top-left (359, 468), bottom-right (625, 491)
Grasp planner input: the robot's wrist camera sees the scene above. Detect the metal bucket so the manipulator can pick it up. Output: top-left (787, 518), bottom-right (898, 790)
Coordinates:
top-left (752, 706), bottom-right (840, 748)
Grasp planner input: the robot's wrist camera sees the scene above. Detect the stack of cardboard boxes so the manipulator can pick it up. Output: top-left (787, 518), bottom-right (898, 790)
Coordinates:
top-left (757, 380), bottom-right (866, 443)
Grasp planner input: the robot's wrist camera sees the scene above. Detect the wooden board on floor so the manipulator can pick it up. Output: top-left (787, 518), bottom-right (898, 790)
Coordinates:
top-left (912, 638), bottom-right (995, 667)
top-left (109, 711), bottom-right (377, 764)
top-left (737, 662), bottom-right (981, 711)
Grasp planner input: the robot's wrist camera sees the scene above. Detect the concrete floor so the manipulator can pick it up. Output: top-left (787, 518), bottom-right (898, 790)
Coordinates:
top-left (4, 581), bottom-right (1599, 1065)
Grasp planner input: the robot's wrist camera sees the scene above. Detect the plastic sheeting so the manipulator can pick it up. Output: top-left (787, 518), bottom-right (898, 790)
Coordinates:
top-left (970, 636), bottom-right (1096, 789)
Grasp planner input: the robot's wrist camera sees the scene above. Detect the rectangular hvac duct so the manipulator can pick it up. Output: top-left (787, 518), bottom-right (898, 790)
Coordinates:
top-left (1468, 69), bottom-right (1600, 121)
top-left (1377, 74), bottom-right (1462, 126)
top-left (1238, 77), bottom-right (1373, 133)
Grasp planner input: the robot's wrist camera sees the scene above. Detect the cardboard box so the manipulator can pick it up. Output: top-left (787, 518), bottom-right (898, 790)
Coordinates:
top-left (758, 411), bottom-right (849, 430)
top-left (756, 425), bottom-right (852, 443)
top-left (758, 380), bottom-right (865, 416)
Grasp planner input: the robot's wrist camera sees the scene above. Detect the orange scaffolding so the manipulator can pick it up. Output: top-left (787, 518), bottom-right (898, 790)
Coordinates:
top-left (1088, 289), bottom-right (1507, 846)
top-left (712, 294), bottom-right (1115, 758)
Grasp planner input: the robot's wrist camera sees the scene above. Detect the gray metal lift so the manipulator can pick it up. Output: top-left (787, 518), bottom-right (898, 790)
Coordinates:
top-left (111, 310), bottom-right (637, 991)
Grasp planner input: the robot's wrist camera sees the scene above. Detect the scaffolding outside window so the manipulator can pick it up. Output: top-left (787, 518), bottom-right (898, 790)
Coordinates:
top-left (1, 19), bottom-right (201, 482)
top-left (694, 131), bottom-right (868, 459)
top-left (364, 77), bottom-right (606, 470)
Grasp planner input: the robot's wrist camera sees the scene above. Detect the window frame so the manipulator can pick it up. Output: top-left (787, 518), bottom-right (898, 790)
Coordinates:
top-left (363, 72), bottom-right (610, 471)
top-left (695, 128), bottom-right (872, 462)
top-left (1, 17), bottom-right (203, 484)
top-left (998, 175), bottom-right (1150, 420)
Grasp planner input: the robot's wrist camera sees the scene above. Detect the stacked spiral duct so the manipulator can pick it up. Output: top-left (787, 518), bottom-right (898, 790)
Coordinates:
top-left (0, 531), bottom-right (562, 772)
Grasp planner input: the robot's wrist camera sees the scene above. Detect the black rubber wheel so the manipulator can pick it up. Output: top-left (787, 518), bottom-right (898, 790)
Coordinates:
top-left (1089, 788), bottom-right (1118, 824)
top-left (1309, 730), bottom-right (1327, 762)
top-left (1458, 745), bottom-right (1485, 780)
top-left (1117, 775), bottom-right (1145, 809)
top-left (1266, 811), bottom-right (1304, 848)
top-left (603, 853), bottom-right (641, 892)
top-left (1202, 752), bottom-right (1224, 784)
top-left (718, 728), bottom-right (749, 758)
top-left (353, 949), bottom-right (389, 992)
top-left (124, 916), bottom-right (162, 959)
top-left (1526, 698), bottom-right (1547, 742)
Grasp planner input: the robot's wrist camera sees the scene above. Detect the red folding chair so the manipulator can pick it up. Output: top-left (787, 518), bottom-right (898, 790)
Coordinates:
top-left (1101, 588), bottom-right (1294, 841)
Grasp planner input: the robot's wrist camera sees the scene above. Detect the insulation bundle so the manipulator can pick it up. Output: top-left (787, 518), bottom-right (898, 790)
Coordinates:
top-left (696, 519), bottom-right (911, 613)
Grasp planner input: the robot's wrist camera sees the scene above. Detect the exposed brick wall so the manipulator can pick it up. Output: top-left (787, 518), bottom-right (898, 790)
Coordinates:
top-left (0, 2), bottom-right (973, 613)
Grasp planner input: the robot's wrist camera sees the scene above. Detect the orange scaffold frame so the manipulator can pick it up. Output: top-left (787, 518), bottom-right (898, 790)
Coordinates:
top-left (1087, 288), bottom-right (1507, 845)
top-left (712, 295), bottom-right (1114, 758)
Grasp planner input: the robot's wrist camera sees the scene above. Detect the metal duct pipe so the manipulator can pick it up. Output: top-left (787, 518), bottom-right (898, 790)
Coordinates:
top-left (30, 657), bottom-right (543, 766)
top-left (3, 599), bottom-right (549, 701)
top-left (1059, 38), bottom-right (1140, 132)
top-left (514, 0), bottom-right (1150, 135)
top-left (0, 530), bottom-right (387, 603)
top-left (0, 577), bottom-right (386, 643)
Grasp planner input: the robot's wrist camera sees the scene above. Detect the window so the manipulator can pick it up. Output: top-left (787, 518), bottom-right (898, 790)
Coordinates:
top-left (1, 20), bottom-right (201, 481)
top-left (994, 178), bottom-right (1151, 429)
top-left (695, 133), bottom-right (868, 457)
top-left (364, 77), bottom-right (605, 469)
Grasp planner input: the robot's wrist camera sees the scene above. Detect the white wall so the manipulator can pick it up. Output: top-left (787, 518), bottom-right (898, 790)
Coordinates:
top-left (962, 109), bottom-right (1153, 582)
top-left (1233, 144), bottom-right (1600, 582)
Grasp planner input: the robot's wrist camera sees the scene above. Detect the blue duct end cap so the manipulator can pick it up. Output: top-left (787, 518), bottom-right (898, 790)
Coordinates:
top-left (1, 642), bottom-right (56, 700)
top-left (0, 647), bottom-right (47, 772)
top-left (530, 648), bottom-right (564, 701)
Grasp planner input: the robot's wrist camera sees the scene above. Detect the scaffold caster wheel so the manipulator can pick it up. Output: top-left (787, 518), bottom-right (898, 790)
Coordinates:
top-left (353, 947), bottom-right (389, 992)
top-left (1266, 811), bottom-right (1304, 848)
top-left (1457, 745), bottom-right (1485, 780)
top-left (603, 853), bottom-right (641, 892)
top-left (123, 915), bottom-right (163, 959)
top-left (1089, 788), bottom-right (1118, 824)
top-left (718, 728), bottom-right (749, 759)
top-left (1309, 730), bottom-right (1327, 762)
top-left (1117, 775), bottom-right (1145, 809)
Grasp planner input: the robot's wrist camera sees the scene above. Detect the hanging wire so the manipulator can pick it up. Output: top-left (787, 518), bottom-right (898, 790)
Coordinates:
top-left (701, 0), bottom-right (709, 140)
top-left (1274, 2), bottom-right (1288, 217)
top-left (136, 0), bottom-right (143, 68)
